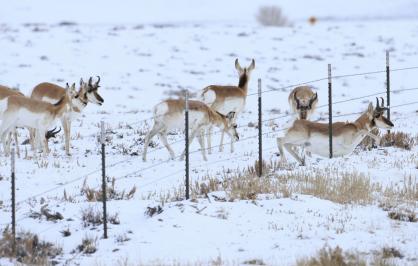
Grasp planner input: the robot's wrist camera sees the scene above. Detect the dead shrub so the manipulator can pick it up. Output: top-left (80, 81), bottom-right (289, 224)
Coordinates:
top-left (187, 161), bottom-right (375, 204)
top-left (296, 246), bottom-right (366, 266)
top-left (256, 6), bottom-right (290, 27)
top-left (381, 131), bottom-right (416, 150)
top-left (76, 235), bottom-right (97, 254)
top-left (29, 205), bottom-right (64, 221)
top-left (81, 177), bottom-right (136, 202)
top-left (0, 228), bottom-right (62, 265)
top-left (81, 206), bottom-right (121, 227)
top-left (359, 130), bottom-right (416, 151)
top-left (81, 206), bottom-right (103, 227)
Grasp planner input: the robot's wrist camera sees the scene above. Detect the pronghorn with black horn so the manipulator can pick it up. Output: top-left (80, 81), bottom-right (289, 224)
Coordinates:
top-left (277, 97), bottom-right (393, 165)
top-left (289, 86), bottom-right (318, 120)
top-left (142, 99), bottom-right (239, 162)
top-left (30, 76), bottom-right (104, 155)
top-left (0, 84), bottom-right (71, 156)
top-left (201, 58), bottom-right (255, 154)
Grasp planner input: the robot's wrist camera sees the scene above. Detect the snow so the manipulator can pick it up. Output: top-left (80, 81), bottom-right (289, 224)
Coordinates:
top-left (0, 1), bottom-right (418, 265)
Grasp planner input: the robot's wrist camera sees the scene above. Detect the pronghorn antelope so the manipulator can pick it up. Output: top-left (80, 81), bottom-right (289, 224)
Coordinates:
top-left (0, 85), bottom-right (25, 156)
top-left (0, 85), bottom-right (71, 156)
top-left (277, 98), bottom-right (393, 165)
top-left (142, 99), bottom-right (239, 162)
top-left (288, 86), bottom-right (318, 120)
top-left (201, 58), bottom-right (255, 154)
top-left (30, 76), bottom-right (104, 155)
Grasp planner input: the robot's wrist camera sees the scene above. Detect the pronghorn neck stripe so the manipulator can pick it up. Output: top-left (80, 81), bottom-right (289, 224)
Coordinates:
top-left (238, 72), bottom-right (248, 89)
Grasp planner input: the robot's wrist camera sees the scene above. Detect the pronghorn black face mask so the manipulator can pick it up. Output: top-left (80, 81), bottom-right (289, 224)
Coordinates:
top-left (85, 76), bottom-right (104, 106)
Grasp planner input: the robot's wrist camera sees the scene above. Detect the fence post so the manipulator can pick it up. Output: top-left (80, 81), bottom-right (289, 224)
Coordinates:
top-left (328, 64), bottom-right (333, 158)
top-left (11, 148), bottom-right (16, 255)
top-left (100, 121), bottom-right (108, 239)
top-left (257, 78), bottom-right (262, 177)
top-left (185, 91), bottom-right (190, 200)
top-left (386, 51), bottom-right (391, 132)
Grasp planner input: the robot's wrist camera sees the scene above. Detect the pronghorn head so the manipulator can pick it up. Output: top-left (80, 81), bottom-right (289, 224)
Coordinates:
top-left (222, 111), bottom-right (239, 141)
top-left (82, 76), bottom-right (104, 106)
top-left (235, 58), bottom-right (255, 88)
top-left (293, 86), bottom-right (318, 119)
top-left (367, 97), bottom-right (394, 130)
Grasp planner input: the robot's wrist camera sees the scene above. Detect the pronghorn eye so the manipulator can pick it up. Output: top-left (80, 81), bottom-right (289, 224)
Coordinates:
top-left (233, 124), bottom-right (237, 129)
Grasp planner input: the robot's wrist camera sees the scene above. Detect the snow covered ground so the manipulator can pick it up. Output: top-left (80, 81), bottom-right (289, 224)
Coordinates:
top-left (0, 1), bottom-right (417, 265)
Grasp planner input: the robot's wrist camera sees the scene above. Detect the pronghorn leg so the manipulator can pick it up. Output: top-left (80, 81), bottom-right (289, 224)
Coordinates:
top-left (39, 129), bottom-right (49, 155)
top-left (13, 129), bottom-right (20, 158)
top-left (276, 137), bottom-right (287, 163)
top-left (219, 130), bottom-right (225, 152)
top-left (284, 143), bottom-right (305, 166)
top-left (62, 117), bottom-right (71, 155)
top-left (158, 132), bottom-right (175, 160)
top-left (207, 127), bottom-right (212, 155)
top-left (142, 123), bottom-right (163, 161)
top-left (180, 128), bottom-right (199, 160)
top-left (29, 128), bottom-right (36, 151)
top-left (230, 134), bottom-right (234, 153)
top-left (366, 132), bottom-right (381, 145)
top-left (197, 130), bottom-right (207, 161)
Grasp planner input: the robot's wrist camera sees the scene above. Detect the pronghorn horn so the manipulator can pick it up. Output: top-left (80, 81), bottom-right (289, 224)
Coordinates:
top-left (380, 97), bottom-right (384, 107)
top-left (45, 127), bottom-right (62, 139)
top-left (294, 91), bottom-right (300, 108)
top-left (80, 78), bottom-right (84, 86)
top-left (95, 76), bottom-right (101, 86)
top-left (309, 92), bottom-right (318, 106)
top-left (375, 97), bottom-right (380, 109)
top-left (88, 76), bottom-right (93, 86)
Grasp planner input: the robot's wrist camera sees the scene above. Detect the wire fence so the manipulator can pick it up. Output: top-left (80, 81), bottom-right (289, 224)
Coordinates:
top-left (2, 61), bottom-right (418, 258)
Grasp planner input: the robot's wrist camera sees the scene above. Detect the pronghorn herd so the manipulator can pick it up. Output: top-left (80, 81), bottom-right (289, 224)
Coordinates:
top-left (0, 77), bottom-right (103, 157)
top-left (0, 59), bottom-right (395, 165)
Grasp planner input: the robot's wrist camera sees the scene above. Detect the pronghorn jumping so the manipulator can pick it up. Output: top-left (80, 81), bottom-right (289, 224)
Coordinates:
top-left (288, 86), bottom-right (318, 120)
top-left (201, 58), bottom-right (255, 154)
top-left (142, 99), bottom-right (239, 162)
top-left (277, 98), bottom-right (393, 165)
top-left (30, 76), bottom-right (104, 155)
top-left (0, 85), bottom-right (71, 156)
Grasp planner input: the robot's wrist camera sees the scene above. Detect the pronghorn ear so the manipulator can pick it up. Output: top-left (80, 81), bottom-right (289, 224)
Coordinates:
top-left (367, 102), bottom-right (374, 118)
top-left (235, 59), bottom-right (243, 72)
top-left (66, 82), bottom-right (70, 89)
top-left (80, 78), bottom-right (84, 86)
top-left (248, 59), bottom-right (255, 71)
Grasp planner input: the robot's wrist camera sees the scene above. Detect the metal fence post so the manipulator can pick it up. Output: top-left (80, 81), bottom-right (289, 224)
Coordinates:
top-left (328, 64), bottom-right (333, 158)
top-left (185, 91), bottom-right (190, 200)
top-left (386, 51), bottom-right (391, 132)
top-left (11, 148), bottom-right (16, 255)
top-left (257, 78), bottom-right (262, 177)
top-left (100, 121), bottom-right (108, 239)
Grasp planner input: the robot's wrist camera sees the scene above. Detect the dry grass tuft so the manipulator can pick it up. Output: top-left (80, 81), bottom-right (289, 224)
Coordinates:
top-left (0, 228), bottom-right (62, 265)
top-left (190, 163), bottom-right (374, 205)
top-left (360, 130), bottom-right (416, 151)
top-left (296, 246), bottom-right (366, 266)
top-left (381, 131), bottom-right (416, 150)
top-left (256, 6), bottom-right (290, 27)
top-left (76, 235), bottom-right (97, 254)
top-left (81, 177), bottom-right (136, 202)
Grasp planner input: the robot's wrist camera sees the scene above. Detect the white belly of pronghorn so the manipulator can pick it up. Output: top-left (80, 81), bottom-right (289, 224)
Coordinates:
top-left (305, 132), bottom-right (367, 158)
top-left (10, 109), bottom-right (50, 129)
top-left (154, 102), bottom-right (206, 131)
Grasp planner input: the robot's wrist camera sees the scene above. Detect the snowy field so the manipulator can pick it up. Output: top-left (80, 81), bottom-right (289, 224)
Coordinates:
top-left (0, 1), bottom-right (418, 265)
